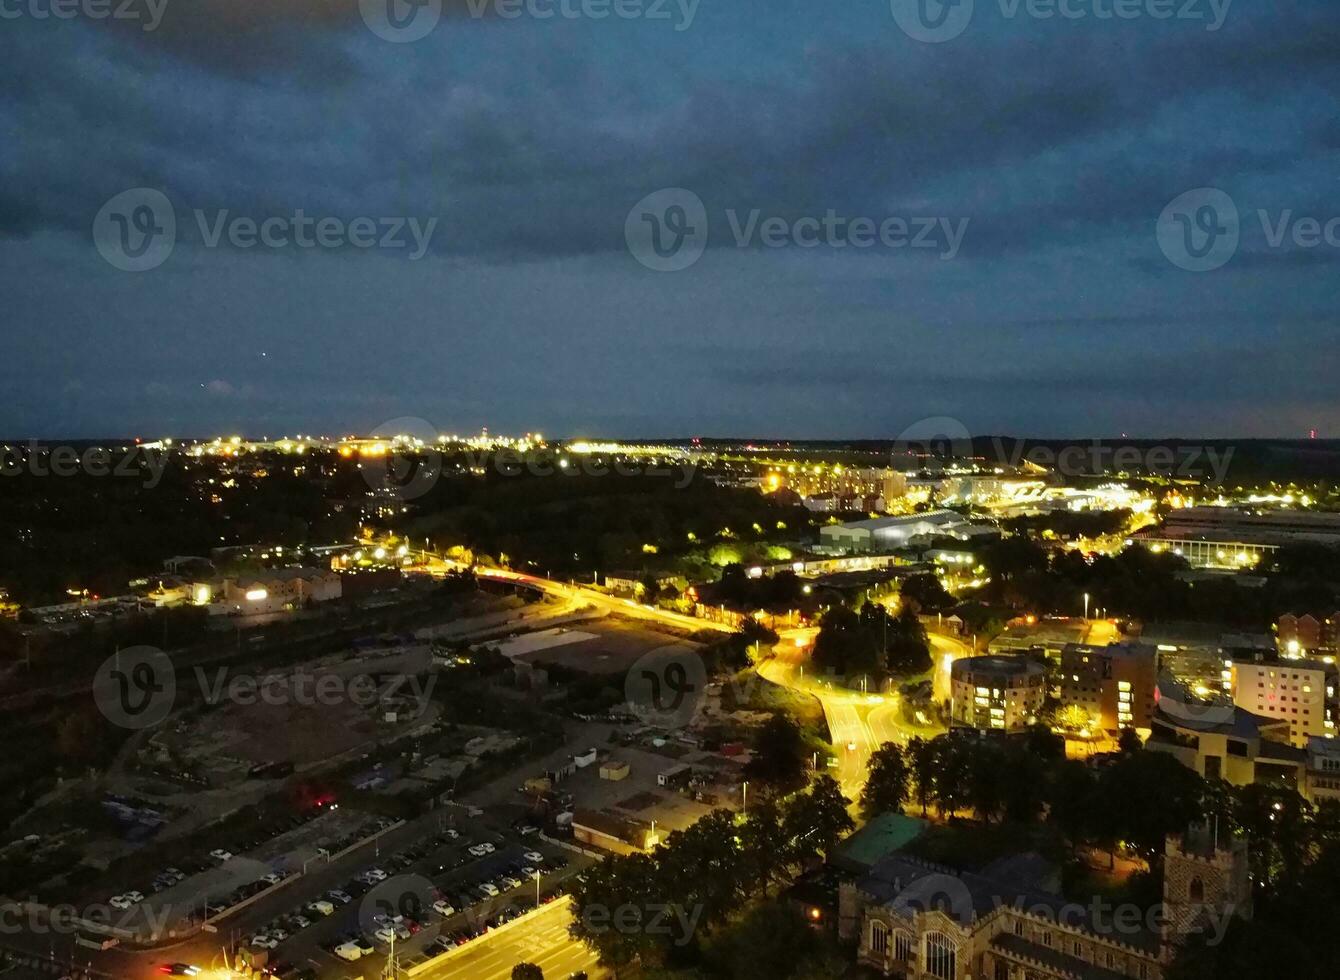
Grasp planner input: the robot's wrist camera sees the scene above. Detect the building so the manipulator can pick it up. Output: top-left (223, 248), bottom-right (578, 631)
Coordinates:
top-left (571, 809), bottom-right (658, 854)
top-left (1059, 643), bottom-right (1158, 733)
top-left (820, 511), bottom-right (971, 553)
top-left (949, 656), bottom-right (1046, 732)
top-left (988, 618), bottom-right (1089, 660)
top-left (1276, 612), bottom-right (1340, 654)
top-left (1229, 659), bottom-right (1338, 747)
top-left (1147, 679), bottom-right (1303, 788)
top-left (1132, 506), bottom-right (1340, 569)
top-left (207, 567), bottom-right (342, 615)
top-left (844, 827), bottom-right (1250, 979)
top-left (1305, 737), bottom-right (1340, 803)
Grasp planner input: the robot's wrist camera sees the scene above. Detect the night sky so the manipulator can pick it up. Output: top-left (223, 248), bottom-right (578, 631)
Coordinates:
top-left (3, 0), bottom-right (1337, 439)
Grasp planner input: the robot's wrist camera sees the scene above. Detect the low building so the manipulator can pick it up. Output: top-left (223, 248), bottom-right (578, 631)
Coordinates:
top-left (1276, 612), bottom-right (1340, 654)
top-left (598, 760), bottom-right (630, 781)
top-left (571, 809), bottom-right (658, 854)
top-left (819, 510), bottom-right (970, 553)
top-left (209, 567), bottom-right (342, 615)
top-left (950, 656), bottom-right (1046, 732)
top-left (1147, 679), bottom-right (1304, 788)
top-left (1059, 643), bottom-right (1158, 733)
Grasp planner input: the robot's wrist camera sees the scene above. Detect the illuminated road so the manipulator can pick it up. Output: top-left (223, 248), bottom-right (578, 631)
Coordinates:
top-left (758, 634), bottom-right (945, 798)
top-left (414, 898), bottom-right (604, 980)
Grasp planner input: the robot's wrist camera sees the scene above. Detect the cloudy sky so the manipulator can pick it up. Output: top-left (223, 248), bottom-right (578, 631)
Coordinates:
top-left (2, 0), bottom-right (1337, 439)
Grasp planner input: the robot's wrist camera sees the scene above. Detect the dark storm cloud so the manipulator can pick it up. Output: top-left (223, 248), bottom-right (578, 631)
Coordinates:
top-left (3, 0), bottom-right (1339, 436)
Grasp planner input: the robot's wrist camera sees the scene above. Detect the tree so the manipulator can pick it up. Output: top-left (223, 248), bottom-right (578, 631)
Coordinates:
top-left (861, 742), bottom-right (910, 820)
top-left (899, 573), bottom-right (954, 612)
top-left (908, 736), bottom-right (937, 817)
top-left (745, 715), bottom-right (807, 793)
top-left (1117, 727), bottom-right (1143, 754)
top-left (885, 606), bottom-right (932, 676)
top-left (785, 775), bottom-right (854, 861)
top-left (512, 965), bottom-right (544, 980)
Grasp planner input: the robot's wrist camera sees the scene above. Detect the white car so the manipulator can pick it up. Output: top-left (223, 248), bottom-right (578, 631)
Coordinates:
top-left (467, 845), bottom-right (488, 858)
top-left (328, 890), bottom-right (353, 905)
top-left (209, 849), bottom-right (234, 863)
top-left (374, 926), bottom-right (396, 945)
top-left (249, 935), bottom-right (278, 950)
top-left (476, 882), bottom-right (499, 898)
top-left (363, 868), bottom-right (388, 882)
top-left (520, 866), bottom-right (538, 878)
top-left (444, 829), bottom-right (460, 839)
top-left (334, 942), bottom-right (363, 962)
top-left (500, 876), bottom-right (521, 891)
top-left (307, 900), bottom-right (334, 917)
top-left (478, 842), bottom-right (495, 854)
top-left (522, 851), bottom-right (543, 864)
top-left (123, 890), bottom-right (145, 904)
top-left (260, 873), bottom-right (282, 886)
top-left (432, 900), bottom-right (455, 917)
top-left (109, 895), bottom-right (134, 910)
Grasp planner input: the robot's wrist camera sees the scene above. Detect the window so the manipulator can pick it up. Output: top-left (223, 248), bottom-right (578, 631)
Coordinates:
top-left (870, 921), bottom-right (889, 956)
top-left (1014, 919), bottom-right (1024, 937)
top-left (1189, 877), bottom-right (1205, 903)
top-left (925, 932), bottom-right (958, 980)
top-left (895, 931), bottom-right (914, 963)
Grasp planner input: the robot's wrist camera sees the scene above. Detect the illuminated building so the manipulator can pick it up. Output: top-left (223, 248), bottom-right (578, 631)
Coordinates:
top-left (949, 656), bottom-right (1046, 732)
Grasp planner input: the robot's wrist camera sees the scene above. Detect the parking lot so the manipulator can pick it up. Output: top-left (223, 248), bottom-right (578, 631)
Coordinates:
top-left (230, 820), bottom-right (590, 980)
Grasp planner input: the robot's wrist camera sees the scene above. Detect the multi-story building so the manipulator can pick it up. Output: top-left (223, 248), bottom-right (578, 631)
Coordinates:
top-left (1059, 643), bottom-right (1158, 733)
top-left (950, 656), bottom-right (1046, 732)
top-left (1229, 659), bottom-right (1338, 747)
top-left (1305, 737), bottom-right (1340, 804)
top-left (1276, 612), bottom-right (1340, 654)
top-left (844, 827), bottom-right (1251, 980)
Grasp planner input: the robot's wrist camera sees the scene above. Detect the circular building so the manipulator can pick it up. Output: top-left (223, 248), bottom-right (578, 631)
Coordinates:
top-left (950, 655), bottom-right (1046, 732)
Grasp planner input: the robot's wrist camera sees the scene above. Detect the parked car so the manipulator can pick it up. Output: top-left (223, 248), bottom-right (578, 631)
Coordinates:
top-left (522, 850), bottom-right (544, 864)
top-left (327, 889), bottom-right (353, 905)
top-left (307, 900), bottom-right (334, 917)
top-left (432, 900), bottom-right (455, 917)
top-left (333, 942), bottom-right (362, 962)
top-left (249, 935), bottom-right (278, 950)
